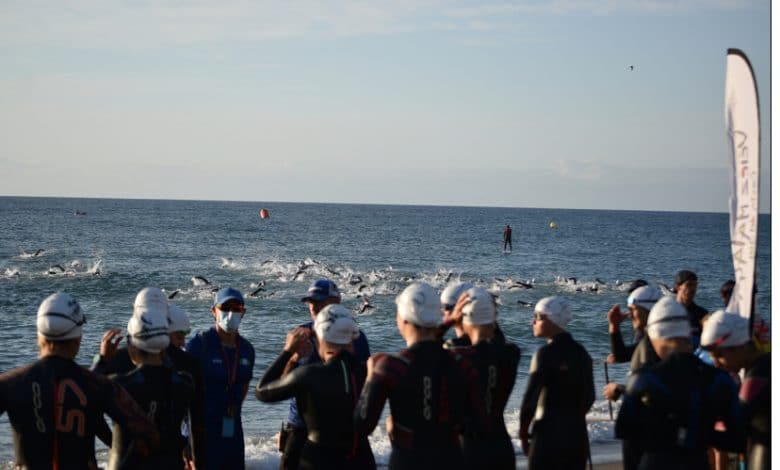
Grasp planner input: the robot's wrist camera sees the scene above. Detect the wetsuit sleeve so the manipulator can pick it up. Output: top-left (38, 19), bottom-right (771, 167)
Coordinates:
top-left (709, 371), bottom-right (746, 453)
top-left (354, 353), bottom-right (394, 438)
top-left (609, 330), bottom-right (635, 363)
top-left (102, 377), bottom-right (159, 448)
top-left (355, 330), bottom-right (371, 362)
top-left (584, 352), bottom-right (595, 413)
top-left (614, 372), bottom-right (644, 440)
top-left (255, 351), bottom-right (307, 403)
top-left (519, 349), bottom-right (547, 434)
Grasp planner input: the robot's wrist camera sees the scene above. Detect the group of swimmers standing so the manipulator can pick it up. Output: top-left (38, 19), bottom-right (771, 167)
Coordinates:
top-left (0, 269), bottom-right (770, 470)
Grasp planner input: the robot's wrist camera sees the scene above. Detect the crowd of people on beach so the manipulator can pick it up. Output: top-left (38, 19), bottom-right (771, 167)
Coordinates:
top-left (0, 269), bottom-right (770, 470)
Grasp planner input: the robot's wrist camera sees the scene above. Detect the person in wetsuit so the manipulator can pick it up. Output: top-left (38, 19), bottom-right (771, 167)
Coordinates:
top-left (108, 300), bottom-right (196, 469)
top-left (502, 225), bottom-right (512, 251)
top-left (185, 287), bottom-right (255, 470)
top-left (615, 297), bottom-right (746, 470)
top-left (257, 304), bottom-right (375, 470)
top-left (92, 288), bottom-right (205, 468)
top-left (603, 285), bottom-right (664, 470)
top-left (701, 311), bottom-right (770, 470)
top-left (355, 282), bottom-right (471, 470)
top-left (673, 270), bottom-right (708, 348)
top-left (440, 282), bottom-right (505, 349)
top-left (447, 287), bottom-right (520, 470)
top-left (0, 292), bottom-right (157, 469)
top-left (278, 279), bottom-right (371, 470)
top-left (603, 285), bottom-right (663, 398)
top-left (520, 296), bottom-right (594, 470)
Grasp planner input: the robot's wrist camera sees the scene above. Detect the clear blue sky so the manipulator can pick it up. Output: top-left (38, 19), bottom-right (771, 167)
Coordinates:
top-left (0, 1), bottom-right (771, 212)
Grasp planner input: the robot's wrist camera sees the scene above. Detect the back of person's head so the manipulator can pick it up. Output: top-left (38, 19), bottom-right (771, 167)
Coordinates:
top-left (460, 287), bottom-right (496, 325)
top-left (700, 310), bottom-right (751, 350)
top-left (646, 296), bottom-right (690, 340)
top-left (37, 292), bottom-right (86, 341)
top-left (719, 280), bottom-right (736, 306)
top-left (440, 282), bottom-right (474, 311)
top-left (396, 282), bottom-right (441, 328)
top-left (128, 303), bottom-right (170, 353)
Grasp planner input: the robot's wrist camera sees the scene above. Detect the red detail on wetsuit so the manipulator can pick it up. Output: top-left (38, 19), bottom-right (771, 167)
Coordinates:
top-left (740, 377), bottom-right (768, 403)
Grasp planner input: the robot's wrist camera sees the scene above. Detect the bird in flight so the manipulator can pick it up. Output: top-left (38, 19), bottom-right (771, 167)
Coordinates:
top-left (628, 65), bottom-right (634, 71)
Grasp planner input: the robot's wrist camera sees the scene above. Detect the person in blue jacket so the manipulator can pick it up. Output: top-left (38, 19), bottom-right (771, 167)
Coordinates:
top-left (186, 287), bottom-right (255, 470)
top-left (278, 279), bottom-right (370, 470)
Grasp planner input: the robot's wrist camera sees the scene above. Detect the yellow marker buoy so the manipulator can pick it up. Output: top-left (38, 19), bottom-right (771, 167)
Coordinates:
top-left (549, 221), bottom-right (557, 229)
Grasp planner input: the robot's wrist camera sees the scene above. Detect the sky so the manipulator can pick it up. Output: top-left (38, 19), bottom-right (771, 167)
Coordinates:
top-left (0, 0), bottom-right (772, 212)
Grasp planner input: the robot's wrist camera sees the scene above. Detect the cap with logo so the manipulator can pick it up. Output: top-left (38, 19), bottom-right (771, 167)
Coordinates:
top-left (440, 282), bottom-right (474, 311)
top-left (461, 287), bottom-right (496, 326)
top-left (301, 279), bottom-right (341, 303)
top-left (534, 296), bottom-right (572, 330)
top-left (626, 285), bottom-right (663, 311)
top-left (314, 304), bottom-right (359, 345)
top-left (646, 296), bottom-right (691, 340)
top-left (37, 292), bottom-right (86, 341)
top-left (128, 303), bottom-right (171, 353)
top-left (396, 282), bottom-right (442, 328)
top-left (700, 310), bottom-right (751, 350)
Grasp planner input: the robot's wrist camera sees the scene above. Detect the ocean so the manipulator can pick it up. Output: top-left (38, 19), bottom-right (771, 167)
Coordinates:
top-left (0, 196), bottom-right (771, 468)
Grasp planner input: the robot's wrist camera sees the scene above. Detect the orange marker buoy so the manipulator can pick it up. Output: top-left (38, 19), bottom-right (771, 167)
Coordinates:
top-left (259, 208), bottom-right (270, 219)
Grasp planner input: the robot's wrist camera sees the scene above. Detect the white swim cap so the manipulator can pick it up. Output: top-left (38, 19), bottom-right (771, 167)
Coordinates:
top-left (396, 282), bottom-right (442, 328)
top-left (440, 282), bottom-right (474, 310)
top-left (534, 296), bottom-right (572, 329)
top-left (700, 310), bottom-right (751, 349)
top-left (461, 287), bottom-right (496, 326)
top-left (127, 304), bottom-right (170, 353)
top-left (646, 296), bottom-right (690, 340)
top-left (168, 304), bottom-right (191, 333)
top-left (627, 285), bottom-right (663, 311)
top-left (37, 292), bottom-right (85, 340)
top-left (133, 287), bottom-right (169, 313)
top-left (314, 304), bottom-right (359, 345)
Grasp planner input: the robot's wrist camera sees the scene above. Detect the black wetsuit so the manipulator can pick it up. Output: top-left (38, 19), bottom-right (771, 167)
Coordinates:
top-left (615, 352), bottom-right (746, 470)
top-left (256, 349), bottom-right (375, 470)
top-left (683, 301), bottom-right (708, 345)
top-left (108, 364), bottom-right (195, 469)
top-left (0, 355), bottom-right (156, 469)
top-left (454, 339), bottom-right (521, 470)
top-left (520, 332), bottom-right (595, 470)
top-left (92, 344), bottom-right (206, 467)
top-left (355, 341), bottom-right (471, 470)
top-left (442, 324), bottom-right (506, 350)
top-left (614, 334), bottom-right (661, 470)
top-left (740, 353), bottom-right (770, 470)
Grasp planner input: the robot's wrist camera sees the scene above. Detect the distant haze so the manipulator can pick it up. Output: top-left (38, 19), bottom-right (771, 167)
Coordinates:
top-left (0, 1), bottom-right (771, 213)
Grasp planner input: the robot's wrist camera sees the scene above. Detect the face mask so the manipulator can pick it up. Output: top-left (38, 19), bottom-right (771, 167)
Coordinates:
top-left (218, 310), bottom-right (242, 333)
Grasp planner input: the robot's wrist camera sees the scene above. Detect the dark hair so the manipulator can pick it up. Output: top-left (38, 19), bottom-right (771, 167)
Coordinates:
top-left (674, 270), bottom-right (698, 286)
top-left (720, 280), bottom-right (736, 306)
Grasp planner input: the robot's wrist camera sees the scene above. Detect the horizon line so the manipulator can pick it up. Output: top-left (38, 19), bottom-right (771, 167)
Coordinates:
top-left (0, 194), bottom-right (770, 216)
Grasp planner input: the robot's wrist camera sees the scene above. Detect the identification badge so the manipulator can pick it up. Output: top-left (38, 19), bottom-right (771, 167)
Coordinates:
top-left (222, 416), bottom-right (235, 438)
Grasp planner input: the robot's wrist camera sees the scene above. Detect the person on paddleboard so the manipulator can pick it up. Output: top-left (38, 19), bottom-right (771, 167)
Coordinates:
top-left (502, 225), bottom-right (512, 252)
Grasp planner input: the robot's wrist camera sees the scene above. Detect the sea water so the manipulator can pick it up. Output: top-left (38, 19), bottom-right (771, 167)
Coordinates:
top-left (0, 197), bottom-right (771, 468)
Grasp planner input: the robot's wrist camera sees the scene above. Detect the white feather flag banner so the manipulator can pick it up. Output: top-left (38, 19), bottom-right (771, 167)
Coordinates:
top-left (723, 48), bottom-right (760, 325)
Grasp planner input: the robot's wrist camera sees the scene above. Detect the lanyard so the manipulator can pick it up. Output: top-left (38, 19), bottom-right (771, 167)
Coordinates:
top-left (219, 336), bottom-right (241, 414)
